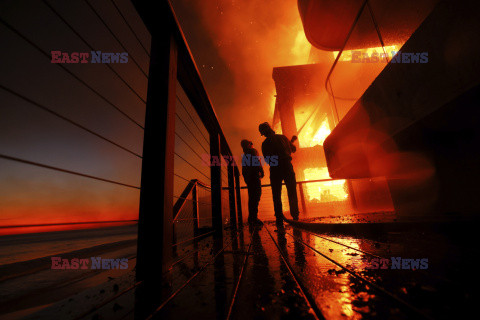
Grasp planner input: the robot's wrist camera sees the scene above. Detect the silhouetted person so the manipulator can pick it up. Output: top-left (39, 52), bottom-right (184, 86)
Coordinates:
top-left (241, 139), bottom-right (264, 226)
top-left (259, 122), bottom-right (299, 226)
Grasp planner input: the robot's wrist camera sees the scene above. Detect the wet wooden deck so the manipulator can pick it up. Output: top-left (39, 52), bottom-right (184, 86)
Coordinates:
top-left (23, 220), bottom-right (477, 320)
top-left (145, 221), bottom-right (476, 320)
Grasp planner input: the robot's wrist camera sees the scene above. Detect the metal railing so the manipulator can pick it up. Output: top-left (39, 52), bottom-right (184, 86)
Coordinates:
top-left (132, 0), bottom-right (242, 288)
top-left (238, 177), bottom-right (394, 222)
top-left (0, 1), bottom-right (242, 318)
top-left (172, 179), bottom-right (213, 248)
top-left (324, 0), bottom-right (391, 125)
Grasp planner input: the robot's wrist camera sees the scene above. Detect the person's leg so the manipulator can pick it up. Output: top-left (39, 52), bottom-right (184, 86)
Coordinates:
top-left (253, 179), bottom-right (262, 220)
top-left (284, 162), bottom-right (300, 220)
top-left (270, 169), bottom-right (283, 224)
top-left (247, 184), bottom-right (256, 222)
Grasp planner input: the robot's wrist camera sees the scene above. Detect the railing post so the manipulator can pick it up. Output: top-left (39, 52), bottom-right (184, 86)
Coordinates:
top-left (299, 182), bottom-right (308, 215)
top-left (227, 161), bottom-right (237, 229)
top-left (192, 182), bottom-right (199, 236)
top-left (136, 28), bottom-right (177, 280)
top-left (234, 166), bottom-right (243, 227)
top-left (210, 133), bottom-right (223, 237)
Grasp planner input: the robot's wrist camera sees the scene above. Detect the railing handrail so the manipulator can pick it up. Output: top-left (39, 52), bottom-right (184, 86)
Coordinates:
top-left (134, 1), bottom-right (243, 287)
top-left (229, 177), bottom-right (347, 190)
top-left (132, 0), bottom-right (235, 158)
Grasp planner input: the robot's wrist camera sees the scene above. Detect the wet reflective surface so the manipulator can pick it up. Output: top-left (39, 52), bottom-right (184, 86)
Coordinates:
top-left (75, 220), bottom-right (477, 319)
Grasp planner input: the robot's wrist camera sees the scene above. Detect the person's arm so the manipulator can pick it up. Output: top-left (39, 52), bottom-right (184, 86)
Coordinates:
top-left (254, 149), bottom-right (265, 178)
top-left (282, 135), bottom-right (296, 153)
top-left (241, 154), bottom-right (251, 182)
top-left (290, 140), bottom-right (296, 153)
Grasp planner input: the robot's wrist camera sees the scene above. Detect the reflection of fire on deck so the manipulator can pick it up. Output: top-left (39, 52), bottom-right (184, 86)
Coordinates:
top-left (270, 64), bottom-right (393, 217)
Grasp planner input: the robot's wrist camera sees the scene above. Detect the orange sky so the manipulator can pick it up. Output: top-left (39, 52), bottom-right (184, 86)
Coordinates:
top-left (0, 0), bottom-right (317, 228)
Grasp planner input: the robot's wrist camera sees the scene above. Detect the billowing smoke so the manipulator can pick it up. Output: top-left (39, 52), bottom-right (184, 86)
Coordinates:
top-left (172, 0), bottom-right (311, 164)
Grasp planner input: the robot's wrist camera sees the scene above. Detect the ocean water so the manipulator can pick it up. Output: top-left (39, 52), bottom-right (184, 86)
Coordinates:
top-left (0, 222), bottom-right (138, 265)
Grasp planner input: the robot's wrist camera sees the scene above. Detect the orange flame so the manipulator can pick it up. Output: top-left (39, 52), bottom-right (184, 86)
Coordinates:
top-left (332, 45), bottom-right (400, 62)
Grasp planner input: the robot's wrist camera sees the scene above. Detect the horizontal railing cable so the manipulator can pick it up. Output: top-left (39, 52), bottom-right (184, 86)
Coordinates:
top-left (82, 0), bottom-right (149, 77)
top-left (0, 84), bottom-right (142, 158)
top-left (0, 153), bottom-right (140, 189)
top-left (41, 0), bottom-right (147, 104)
top-left (174, 173), bottom-right (192, 183)
top-left (174, 153), bottom-right (210, 180)
top-left (176, 96), bottom-right (209, 145)
top-left (0, 17), bottom-right (145, 129)
top-left (174, 132), bottom-right (206, 163)
top-left (109, 0), bottom-right (150, 57)
top-left (175, 113), bottom-right (208, 153)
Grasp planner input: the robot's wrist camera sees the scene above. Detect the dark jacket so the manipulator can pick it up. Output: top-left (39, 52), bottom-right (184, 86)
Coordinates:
top-left (261, 134), bottom-right (296, 164)
top-left (242, 147), bottom-right (264, 184)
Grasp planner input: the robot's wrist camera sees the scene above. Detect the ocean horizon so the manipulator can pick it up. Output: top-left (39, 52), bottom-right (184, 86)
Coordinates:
top-left (0, 222), bottom-right (138, 266)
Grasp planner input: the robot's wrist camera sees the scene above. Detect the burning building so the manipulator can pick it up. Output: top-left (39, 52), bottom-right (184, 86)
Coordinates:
top-left (285, 0), bottom-right (480, 220)
top-left (267, 0), bottom-right (480, 219)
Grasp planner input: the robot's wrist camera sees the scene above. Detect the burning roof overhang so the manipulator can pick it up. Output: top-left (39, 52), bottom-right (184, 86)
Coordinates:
top-left (297, 0), bottom-right (439, 51)
top-left (323, 0), bottom-right (480, 179)
top-left (272, 63), bottom-right (331, 136)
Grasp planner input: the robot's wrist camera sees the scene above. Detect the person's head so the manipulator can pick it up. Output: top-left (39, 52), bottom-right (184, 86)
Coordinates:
top-left (259, 122), bottom-right (275, 137)
top-left (240, 139), bottom-right (253, 152)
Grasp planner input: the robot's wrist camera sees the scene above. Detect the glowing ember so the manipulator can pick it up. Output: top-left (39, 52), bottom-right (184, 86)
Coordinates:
top-left (332, 45), bottom-right (400, 62)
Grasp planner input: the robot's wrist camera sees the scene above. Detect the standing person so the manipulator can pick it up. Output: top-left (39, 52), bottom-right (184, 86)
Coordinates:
top-left (258, 122), bottom-right (299, 226)
top-left (241, 139), bottom-right (264, 226)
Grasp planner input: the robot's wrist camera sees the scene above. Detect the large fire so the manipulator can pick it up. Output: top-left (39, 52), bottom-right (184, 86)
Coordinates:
top-left (298, 117), bottom-right (331, 148)
top-left (291, 31), bottom-right (312, 65)
top-left (303, 168), bottom-right (348, 202)
top-left (298, 118), bottom-right (348, 202)
top-left (332, 45), bottom-right (400, 62)
top-left (290, 41), bottom-right (402, 203)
